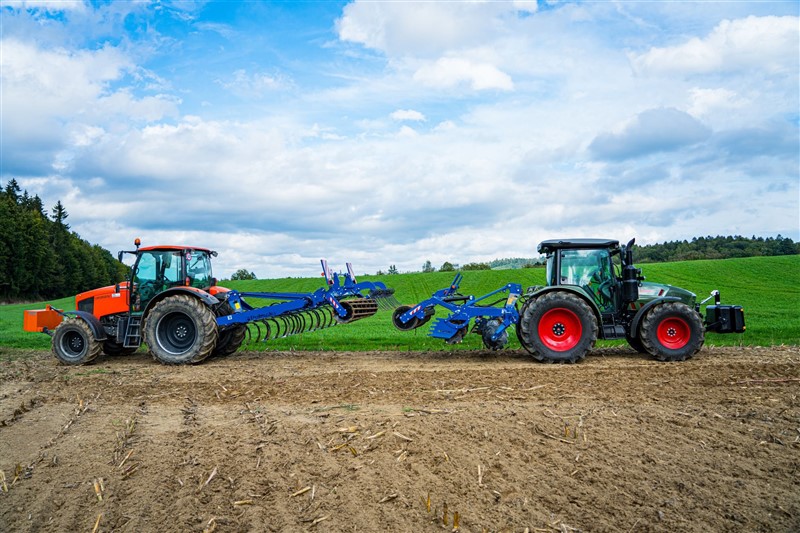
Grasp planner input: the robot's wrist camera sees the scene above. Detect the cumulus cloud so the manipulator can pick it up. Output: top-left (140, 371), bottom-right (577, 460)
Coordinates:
top-left (336, 1), bottom-right (504, 57)
top-left (687, 87), bottom-right (747, 117)
top-left (589, 108), bottom-right (712, 161)
top-left (390, 109), bottom-right (426, 122)
top-left (413, 57), bottom-right (514, 91)
top-left (631, 15), bottom-right (799, 75)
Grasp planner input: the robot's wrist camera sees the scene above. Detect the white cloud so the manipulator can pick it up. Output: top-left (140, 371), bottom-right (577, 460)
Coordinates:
top-left (631, 15), bottom-right (799, 75)
top-left (413, 57), bottom-right (514, 91)
top-left (687, 87), bottom-right (747, 117)
top-left (218, 69), bottom-right (293, 98)
top-left (337, 1), bottom-right (504, 57)
top-left (390, 109), bottom-right (426, 122)
top-left (3, 0), bottom-right (87, 12)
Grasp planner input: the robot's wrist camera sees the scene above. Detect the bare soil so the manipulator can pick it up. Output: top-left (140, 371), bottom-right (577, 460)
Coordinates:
top-left (0, 346), bottom-right (798, 533)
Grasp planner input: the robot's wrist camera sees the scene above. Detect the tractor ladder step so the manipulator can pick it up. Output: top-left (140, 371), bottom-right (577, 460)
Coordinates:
top-left (123, 316), bottom-right (143, 348)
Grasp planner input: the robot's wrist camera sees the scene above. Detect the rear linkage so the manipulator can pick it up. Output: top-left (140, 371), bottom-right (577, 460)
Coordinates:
top-left (218, 260), bottom-right (399, 344)
top-left (391, 272), bottom-right (522, 350)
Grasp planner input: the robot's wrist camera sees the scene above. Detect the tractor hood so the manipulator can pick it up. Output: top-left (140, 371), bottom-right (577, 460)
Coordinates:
top-left (636, 281), bottom-right (696, 307)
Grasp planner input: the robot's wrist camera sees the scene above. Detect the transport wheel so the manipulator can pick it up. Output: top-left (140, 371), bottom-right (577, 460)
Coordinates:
top-left (519, 292), bottom-right (597, 363)
top-left (52, 317), bottom-right (102, 365)
top-left (640, 302), bottom-right (704, 361)
top-left (103, 340), bottom-right (138, 356)
top-left (144, 295), bottom-right (218, 364)
top-left (392, 305), bottom-right (420, 331)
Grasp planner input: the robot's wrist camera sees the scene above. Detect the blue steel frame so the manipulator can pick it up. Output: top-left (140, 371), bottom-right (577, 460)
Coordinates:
top-left (216, 260), bottom-right (393, 328)
top-left (395, 273), bottom-right (522, 343)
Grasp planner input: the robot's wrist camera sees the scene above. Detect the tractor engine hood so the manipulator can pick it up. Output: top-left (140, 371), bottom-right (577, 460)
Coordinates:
top-left (636, 281), bottom-right (696, 306)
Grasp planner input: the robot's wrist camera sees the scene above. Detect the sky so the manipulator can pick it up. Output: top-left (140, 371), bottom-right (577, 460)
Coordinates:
top-left (1, 1), bottom-right (798, 279)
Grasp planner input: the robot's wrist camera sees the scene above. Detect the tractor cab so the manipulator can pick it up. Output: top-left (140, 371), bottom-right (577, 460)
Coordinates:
top-left (125, 245), bottom-right (217, 312)
top-left (539, 239), bottom-right (622, 312)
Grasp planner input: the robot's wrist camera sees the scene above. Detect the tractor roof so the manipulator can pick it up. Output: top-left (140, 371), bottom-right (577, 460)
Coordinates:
top-left (537, 239), bottom-right (620, 254)
top-left (138, 245), bottom-right (215, 254)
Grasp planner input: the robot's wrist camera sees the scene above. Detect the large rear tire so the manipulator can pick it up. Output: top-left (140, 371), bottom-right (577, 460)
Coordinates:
top-left (640, 302), bottom-right (704, 361)
top-left (518, 292), bottom-right (597, 363)
top-left (144, 295), bottom-right (218, 364)
top-left (52, 317), bottom-right (102, 365)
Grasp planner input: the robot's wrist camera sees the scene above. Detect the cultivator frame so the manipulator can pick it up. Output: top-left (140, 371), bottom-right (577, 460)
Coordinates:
top-left (218, 260), bottom-right (399, 343)
top-left (391, 273), bottom-right (522, 350)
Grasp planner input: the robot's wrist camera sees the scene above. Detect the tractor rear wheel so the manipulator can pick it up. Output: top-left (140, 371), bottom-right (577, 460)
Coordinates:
top-left (640, 302), bottom-right (704, 361)
top-left (52, 317), bottom-right (102, 365)
top-left (144, 295), bottom-right (218, 364)
top-left (519, 292), bottom-right (597, 363)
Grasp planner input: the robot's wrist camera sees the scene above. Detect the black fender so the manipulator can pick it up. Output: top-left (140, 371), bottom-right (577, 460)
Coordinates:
top-left (524, 285), bottom-right (603, 326)
top-left (629, 297), bottom-right (683, 338)
top-left (142, 286), bottom-right (220, 317)
top-left (64, 310), bottom-right (108, 341)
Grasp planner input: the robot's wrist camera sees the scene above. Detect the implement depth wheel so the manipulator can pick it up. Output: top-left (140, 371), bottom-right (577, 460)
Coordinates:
top-left (144, 295), bottom-right (218, 365)
top-left (519, 292), bottom-right (597, 363)
top-left (640, 302), bottom-right (704, 361)
top-left (52, 317), bottom-right (102, 365)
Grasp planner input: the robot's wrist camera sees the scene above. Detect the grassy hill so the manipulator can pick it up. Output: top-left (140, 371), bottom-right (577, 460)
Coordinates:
top-left (1, 255), bottom-right (797, 354)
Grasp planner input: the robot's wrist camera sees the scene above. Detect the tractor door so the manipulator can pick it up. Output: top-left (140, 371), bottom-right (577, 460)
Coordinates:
top-left (556, 249), bottom-right (616, 312)
top-left (130, 250), bottom-right (183, 312)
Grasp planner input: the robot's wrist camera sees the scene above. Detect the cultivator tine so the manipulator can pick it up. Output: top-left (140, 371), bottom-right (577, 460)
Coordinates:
top-left (369, 288), bottom-right (401, 310)
top-left (242, 306), bottom-right (339, 344)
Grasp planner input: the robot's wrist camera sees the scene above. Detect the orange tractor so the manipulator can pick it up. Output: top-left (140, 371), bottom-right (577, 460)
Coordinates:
top-left (24, 239), bottom-right (395, 365)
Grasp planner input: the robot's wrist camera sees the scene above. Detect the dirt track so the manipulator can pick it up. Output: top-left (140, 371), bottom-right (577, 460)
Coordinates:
top-left (0, 346), bottom-right (798, 533)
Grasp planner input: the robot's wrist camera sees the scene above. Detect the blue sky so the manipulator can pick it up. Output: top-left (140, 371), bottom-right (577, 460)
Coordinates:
top-left (1, 1), bottom-right (798, 278)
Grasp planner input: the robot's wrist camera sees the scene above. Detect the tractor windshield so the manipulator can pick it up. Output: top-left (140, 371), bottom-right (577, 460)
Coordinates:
top-left (186, 250), bottom-right (213, 289)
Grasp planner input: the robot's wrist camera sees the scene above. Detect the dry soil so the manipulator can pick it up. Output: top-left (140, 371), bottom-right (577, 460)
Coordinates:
top-left (0, 346), bottom-right (798, 532)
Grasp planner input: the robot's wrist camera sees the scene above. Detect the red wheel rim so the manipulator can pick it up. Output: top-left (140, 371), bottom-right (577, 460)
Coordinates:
top-left (538, 308), bottom-right (582, 351)
top-left (656, 317), bottom-right (690, 349)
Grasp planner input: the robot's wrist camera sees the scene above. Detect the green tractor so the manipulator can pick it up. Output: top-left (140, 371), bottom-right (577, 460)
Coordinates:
top-left (517, 238), bottom-right (745, 363)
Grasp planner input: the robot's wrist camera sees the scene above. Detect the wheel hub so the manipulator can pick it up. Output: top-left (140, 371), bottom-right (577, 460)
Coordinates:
top-left (552, 323), bottom-right (566, 336)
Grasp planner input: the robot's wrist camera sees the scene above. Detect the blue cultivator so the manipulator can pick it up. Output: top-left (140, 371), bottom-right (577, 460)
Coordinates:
top-left (218, 260), bottom-right (399, 343)
top-left (391, 273), bottom-right (522, 350)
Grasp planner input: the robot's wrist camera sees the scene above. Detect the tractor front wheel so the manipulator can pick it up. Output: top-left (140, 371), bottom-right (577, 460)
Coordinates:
top-left (640, 302), bottom-right (704, 361)
top-left (144, 295), bottom-right (218, 364)
top-left (52, 317), bottom-right (102, 365)
top-left (519, 292), bottom-right (597, 363)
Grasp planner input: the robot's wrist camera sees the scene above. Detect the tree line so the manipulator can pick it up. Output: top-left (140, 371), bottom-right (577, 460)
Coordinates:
top-left (410, 235), bottom-right (798, 274)
top-left (0, 179), bottom-right (127, 302)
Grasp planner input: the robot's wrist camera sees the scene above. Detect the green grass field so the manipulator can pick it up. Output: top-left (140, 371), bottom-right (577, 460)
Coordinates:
top-left (1, 255), bottom-right (798, 353)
